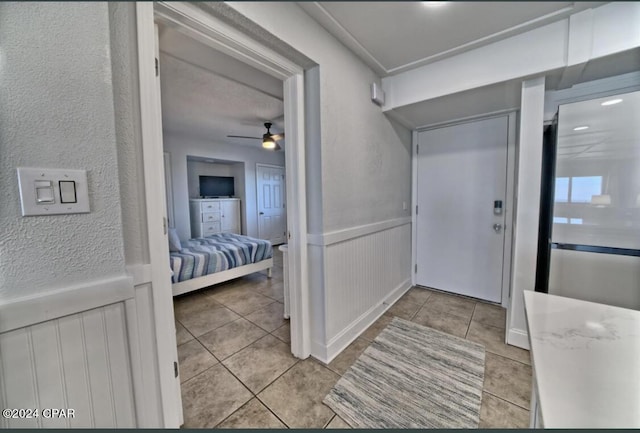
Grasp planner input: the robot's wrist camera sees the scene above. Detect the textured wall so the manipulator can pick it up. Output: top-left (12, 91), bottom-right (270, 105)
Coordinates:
top-left (0, 2), bottom-right (125, 301)
top-left (109, 1), bottom-right (149, 266)
top-left (226, 2), bottom-right (413, 232)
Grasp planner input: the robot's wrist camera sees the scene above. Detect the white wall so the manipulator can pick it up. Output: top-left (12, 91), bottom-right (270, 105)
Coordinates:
top-left (163, 133), bottom-right (285, 241)
top-left (225, 2), bottom-right (413, 360)
top-left (507, 77), bottom-right (546, 350)
top-left (227, 2), bottom-right (413, 233)
top-left (0, 2), bottom-right (125, 301)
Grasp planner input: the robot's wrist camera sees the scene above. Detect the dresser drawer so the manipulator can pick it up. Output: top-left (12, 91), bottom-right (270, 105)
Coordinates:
top-left (200, 201), bottom-right (220, 212)
top-left (201, 211), bottom-right (221, 223)
top-left (203, 222), bottom-right (221, 235)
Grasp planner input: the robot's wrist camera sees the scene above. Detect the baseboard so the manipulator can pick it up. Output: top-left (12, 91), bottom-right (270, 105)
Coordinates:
top-left (310, 338), bottom-right (328, 363)
top-left (312, 279), bottom-right (412, 364)
top-left (507, 327), bottom-right (530, 350)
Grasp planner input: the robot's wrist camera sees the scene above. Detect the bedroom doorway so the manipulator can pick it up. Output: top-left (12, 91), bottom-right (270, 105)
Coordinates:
top-left (136, 2), bottom-right (311, 427)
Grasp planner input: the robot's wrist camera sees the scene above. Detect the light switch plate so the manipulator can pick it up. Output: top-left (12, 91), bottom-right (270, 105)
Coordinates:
top-left (17, 167), bottom-right (90, 216)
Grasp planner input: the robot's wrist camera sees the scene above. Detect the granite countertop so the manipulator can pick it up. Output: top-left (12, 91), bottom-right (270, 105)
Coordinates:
top-left (524, 291), bottom-right (640, 428)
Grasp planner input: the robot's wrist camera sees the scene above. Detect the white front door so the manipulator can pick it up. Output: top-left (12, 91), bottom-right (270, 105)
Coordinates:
top-left (257, 164), bottom-right (286, 245)
top-left (416, 116), bottom-right (508, 303)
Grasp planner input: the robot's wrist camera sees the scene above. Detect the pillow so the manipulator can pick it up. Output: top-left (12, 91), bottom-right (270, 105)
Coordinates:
top-left (168, 228), bottom-right (182, 252)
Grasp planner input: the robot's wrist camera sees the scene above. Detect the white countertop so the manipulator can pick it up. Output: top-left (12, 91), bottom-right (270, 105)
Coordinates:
top-left (524, 291), bottom-right (640, 428)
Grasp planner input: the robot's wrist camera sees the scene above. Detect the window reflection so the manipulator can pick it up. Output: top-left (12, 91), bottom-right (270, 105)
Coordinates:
top-left (554, 176), bottom-right (602, 204)
top-left (553, 90), bottom-right (640, 250)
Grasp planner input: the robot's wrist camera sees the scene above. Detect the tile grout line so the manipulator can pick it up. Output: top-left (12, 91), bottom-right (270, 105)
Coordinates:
top-left (252, 393), bottom-right (292, 429)
top-left (253, 358), bottom-right (307, 428)
top-left (484, 348), bottom-right (532, 367)
top-left (482, 389), bottom-right (531, 412)
top-left (323, 414), bottom-right (337, 429)
top-left (213, 394), bottom-right (290, 429)
top-left (215, 332), bottom-right (299, 397)
top-left (178, 361), bottom-right (221, 387)
top-left (465, 303), bottom-right (477, 339)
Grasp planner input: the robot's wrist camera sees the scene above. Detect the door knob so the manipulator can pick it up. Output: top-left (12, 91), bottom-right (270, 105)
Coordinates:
top-left (493, 223), bottom-right (502, 233)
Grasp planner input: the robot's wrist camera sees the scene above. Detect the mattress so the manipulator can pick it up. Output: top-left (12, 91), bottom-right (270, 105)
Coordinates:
top-left (170, 233), bottom-right (272, 283)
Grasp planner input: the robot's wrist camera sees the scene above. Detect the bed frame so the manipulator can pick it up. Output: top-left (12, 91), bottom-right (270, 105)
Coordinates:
top-left (172, 258), bottom-right (273, 297)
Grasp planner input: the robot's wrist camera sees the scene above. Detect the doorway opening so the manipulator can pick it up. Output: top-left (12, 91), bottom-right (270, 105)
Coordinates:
top-left (136, 2), bottom-right (310, 427)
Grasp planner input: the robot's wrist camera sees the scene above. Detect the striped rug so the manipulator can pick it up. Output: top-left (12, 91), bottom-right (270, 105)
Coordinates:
top-left (323, 317), bottom-right (485, 428)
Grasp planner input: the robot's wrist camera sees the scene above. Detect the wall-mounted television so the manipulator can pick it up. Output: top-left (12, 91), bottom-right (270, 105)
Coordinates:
top-left (199, 176), bottom-right (235, 198)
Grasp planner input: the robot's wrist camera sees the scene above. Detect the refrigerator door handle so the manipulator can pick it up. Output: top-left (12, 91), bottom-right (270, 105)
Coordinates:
top-left (551, 242), bottom-right (640, 257)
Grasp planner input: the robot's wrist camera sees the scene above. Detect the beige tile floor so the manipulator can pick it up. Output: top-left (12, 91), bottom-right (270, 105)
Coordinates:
top-left (174, 250), bottom-right (532, 428)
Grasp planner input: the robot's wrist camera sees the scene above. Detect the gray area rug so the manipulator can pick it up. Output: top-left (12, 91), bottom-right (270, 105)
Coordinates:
top-left (323, 317), bottom-right (485, 428)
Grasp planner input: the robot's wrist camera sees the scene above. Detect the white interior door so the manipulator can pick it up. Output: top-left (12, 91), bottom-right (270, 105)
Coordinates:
top-left (416, 116), bottom-right (508, 303)
top-left (257, 164), bottom-right (286, 245)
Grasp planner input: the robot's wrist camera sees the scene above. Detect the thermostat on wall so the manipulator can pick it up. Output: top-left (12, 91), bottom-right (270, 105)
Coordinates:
top-left (371, 82), bottom-right (385, 107)
top-left (17, 167), bottom-right (90, 216)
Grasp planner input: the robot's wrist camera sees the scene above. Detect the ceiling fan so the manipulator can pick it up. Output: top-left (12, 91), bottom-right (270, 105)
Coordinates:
top-left (227, 122), bottom-right (284, 150)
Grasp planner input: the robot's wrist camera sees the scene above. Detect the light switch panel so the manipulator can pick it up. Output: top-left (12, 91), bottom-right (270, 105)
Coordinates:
top-left (17, 167), bottom-right (90, 216)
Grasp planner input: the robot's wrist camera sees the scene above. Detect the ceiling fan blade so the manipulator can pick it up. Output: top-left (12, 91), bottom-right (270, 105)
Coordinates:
top-left (271, 133), bottom-right (285, 141)
top-left (227, 135), bottom-right (260, 139)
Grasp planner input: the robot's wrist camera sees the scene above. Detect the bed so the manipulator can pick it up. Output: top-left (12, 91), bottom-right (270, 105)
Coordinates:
top-left (169, 232), bottom-right (273, 297)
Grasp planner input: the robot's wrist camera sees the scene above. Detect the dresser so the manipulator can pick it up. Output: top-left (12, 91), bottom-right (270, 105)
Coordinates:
top-left (189, 198), bottom-right (241, 238)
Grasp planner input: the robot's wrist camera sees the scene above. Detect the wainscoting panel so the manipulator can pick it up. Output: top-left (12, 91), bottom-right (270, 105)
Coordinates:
top-left (127, 282), bottom-right (163, 427)
top-left (324, 222), bottom-right (412, 343)
top-left (0, 302), bottom-right (136, 428)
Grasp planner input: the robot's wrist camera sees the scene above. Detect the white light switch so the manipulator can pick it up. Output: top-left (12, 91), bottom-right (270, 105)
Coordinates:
top-left (59, 180), bottom-right (77, 203)
top-left (35, 180), bottom-right (55, 203)
top-left (17, 167), bottom-right (90, 216)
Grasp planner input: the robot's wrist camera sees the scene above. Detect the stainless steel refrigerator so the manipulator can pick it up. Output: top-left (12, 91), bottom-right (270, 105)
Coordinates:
top-left (536, 90), bottom-right (640, 309)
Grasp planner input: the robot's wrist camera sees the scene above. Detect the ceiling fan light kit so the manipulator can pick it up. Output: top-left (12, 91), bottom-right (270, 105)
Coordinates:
top-left (228, 122), bottom-right (283, 151)
top-left (261, 122), bottom-right (281, 150)
top-left (262, 136), bottom-right (276, 149)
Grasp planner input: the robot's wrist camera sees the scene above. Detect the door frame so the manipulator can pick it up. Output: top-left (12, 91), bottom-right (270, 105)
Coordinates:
top-left (411, 111), bottom-right (517, 308)
top-left (256, 163), bottom-right (286, 243)
top-left (136, 2), bottom-right (310, 427)
top-left (163, 151), bottom-right (175, 228)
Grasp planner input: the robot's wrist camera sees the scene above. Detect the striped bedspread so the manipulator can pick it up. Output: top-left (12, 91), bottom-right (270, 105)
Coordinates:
top-left (170, 233), bottom-right (272, 284)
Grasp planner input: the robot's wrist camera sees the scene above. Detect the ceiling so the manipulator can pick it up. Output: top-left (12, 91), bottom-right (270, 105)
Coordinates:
top-left (557, 90), bottom-right (640, 160)
top-left (158, 25), bottom-right (285, 150)
top-left (299, 2), bottom-right (605, 77)
top-left (158, 3), bottom-right (625, 144)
